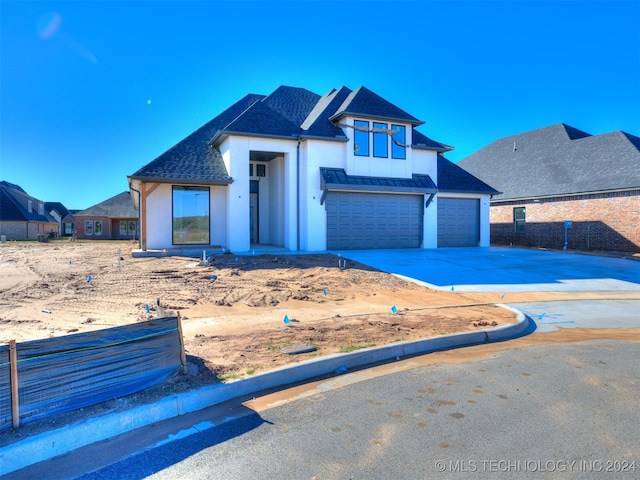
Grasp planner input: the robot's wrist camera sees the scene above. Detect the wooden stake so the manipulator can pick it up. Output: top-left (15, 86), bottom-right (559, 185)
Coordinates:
top-left (176, 312), bottom-right (188, 374)
top-left (9, 340), bottom-right (19, 429)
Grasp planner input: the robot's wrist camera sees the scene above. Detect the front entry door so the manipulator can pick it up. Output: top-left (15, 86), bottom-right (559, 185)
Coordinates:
top-left (250, 180), bottom-right (259, 243)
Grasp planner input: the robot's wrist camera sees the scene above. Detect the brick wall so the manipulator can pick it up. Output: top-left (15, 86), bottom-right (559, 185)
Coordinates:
top-left (490, 190), bottom-right (640, 253)
top-left (0, 221), bottom-right (28, 240)
top-left (75, 217), bottom-right (138, 240)
top-left (75, 216), bottom-right (112, 241)
top-left (0, 221), bottom-right (57, 241)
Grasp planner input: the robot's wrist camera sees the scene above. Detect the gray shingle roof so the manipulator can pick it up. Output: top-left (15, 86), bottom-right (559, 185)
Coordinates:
top-left (129, 94), bottom-right (264, 183)
top-left (457, 123), bottom-right (640, 201)
top-left (0, 181), bottom-right (57, 223)
top-left (131, 85), bottom-right (454, 183)
top-left (301, 87), bottom-right (352, 139)
top-left (437, 155), bottom-right (500, 195)
top-left (329, 86), bottom-right (424, 125)
top-left (45, 202), bottom-right (73, 218)
top-left (75, 191), bottom-right (137, 218)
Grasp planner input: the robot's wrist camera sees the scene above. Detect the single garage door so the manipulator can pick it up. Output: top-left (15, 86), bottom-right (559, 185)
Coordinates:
top-left (326, 192), bottom-right (423, 250)
top-left (438, 198), bottom-right (480, 247)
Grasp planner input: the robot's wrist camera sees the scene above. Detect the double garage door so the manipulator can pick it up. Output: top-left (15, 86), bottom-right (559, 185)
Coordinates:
top-left (326, 193), bottom-right (480, 249)
top-left (326, 192), bottom-right (423, 250)
top-left (437, 198), bottom-right (480, 247)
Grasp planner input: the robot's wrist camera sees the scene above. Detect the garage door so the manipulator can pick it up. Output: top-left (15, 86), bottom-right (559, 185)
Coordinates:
top-left (437, 198), bottom-right (480, 247)
top-left (326, 193), bottom-right (423, 250)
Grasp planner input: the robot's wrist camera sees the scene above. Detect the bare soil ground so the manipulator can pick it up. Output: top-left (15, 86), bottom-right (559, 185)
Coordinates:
top-left (0, 240), bottom-right (517, 445)
top-left (0, 240), bottom-right (516, 374)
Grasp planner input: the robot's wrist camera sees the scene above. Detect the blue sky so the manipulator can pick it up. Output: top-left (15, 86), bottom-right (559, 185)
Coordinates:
top-left (1, 0), bottom-right (639, 210)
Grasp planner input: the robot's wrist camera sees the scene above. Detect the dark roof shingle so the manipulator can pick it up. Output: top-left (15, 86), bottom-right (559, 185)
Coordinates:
top-left (458, 123), bottom-right (640, 200)
top-left (129, 93), bottom-right (264, 182)
top-left (330, 86), bottom-right (424, 125)
top-left (75, 191), bottom-right (137, 218)
top-left (437, 155), bottom-right (500, 194)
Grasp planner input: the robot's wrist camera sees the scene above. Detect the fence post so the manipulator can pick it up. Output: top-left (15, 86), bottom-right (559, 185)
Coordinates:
top-left (176, 312), bottom-right (187, 374)
top-left (9, 340), bottom-right (19, 429)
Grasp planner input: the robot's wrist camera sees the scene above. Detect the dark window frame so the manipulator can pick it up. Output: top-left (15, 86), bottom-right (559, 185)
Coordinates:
top-left (354, 120), bottom-right (370, 156)
top-left (391, 124), bottom-right (406, 159)
top-left (514, 207), bottom-right (526, 234)
top-left (373, 122), bottom-right (388, 158)
top-left (172, 186), bottom-right (210, 245)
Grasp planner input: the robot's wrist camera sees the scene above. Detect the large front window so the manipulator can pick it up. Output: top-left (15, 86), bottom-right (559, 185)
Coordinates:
top-left (172, 186), bottom-right (210, 245)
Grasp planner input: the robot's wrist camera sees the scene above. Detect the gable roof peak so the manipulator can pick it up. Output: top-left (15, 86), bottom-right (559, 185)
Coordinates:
top-left (329, 86), bottom-right (424, 126)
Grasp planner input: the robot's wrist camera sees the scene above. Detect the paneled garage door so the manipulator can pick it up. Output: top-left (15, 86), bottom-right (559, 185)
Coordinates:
top-left (326, 193), bottom-right (423, 250)
top-left (437, 198), bottom-right (480, 247)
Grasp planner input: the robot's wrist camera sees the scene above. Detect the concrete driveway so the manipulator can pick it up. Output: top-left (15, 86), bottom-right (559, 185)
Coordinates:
top-left (339, 247), bottom-right (640, 332)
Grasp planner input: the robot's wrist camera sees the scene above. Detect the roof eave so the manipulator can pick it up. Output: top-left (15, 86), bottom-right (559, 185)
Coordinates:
top-left (328, 111), bottom-right (425, 126)
top-left (299, 134), bottom-right (348, 143)
top-left (492, 187), bottom-right (640, 203)
top-left (439, 188), bottom-right (502, 195)
top-left (413, 143), bottom-right (454, 153)
top-left (211, 130), bottom-right (303, 145)
top-left (128, 175), bottom-right (233, 186)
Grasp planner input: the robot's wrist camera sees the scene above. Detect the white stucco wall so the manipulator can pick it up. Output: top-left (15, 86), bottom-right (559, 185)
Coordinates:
top-left (300, 139), bottom-right (347, 251)
top-left (220, 136), bottom-right (299, 252)
top-left (341, 116), bottom-right (415, 179)
top-left (143, 183), bottom-right (227, 250)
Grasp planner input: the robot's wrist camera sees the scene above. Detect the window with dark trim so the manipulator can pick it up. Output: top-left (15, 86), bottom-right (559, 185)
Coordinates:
top-left (514, 207), bottom-right (526, 234)
top-left (354, 120), bottom-right (369, 156)
top-left (172, 186), bottom-right (210, 245)
top-left (391, 124), bottom-right (406, 159)
top-left (373, 122), bottom-right (388, 157)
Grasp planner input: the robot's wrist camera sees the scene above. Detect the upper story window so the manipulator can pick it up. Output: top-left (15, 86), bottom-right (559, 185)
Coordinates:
top-left (391, 124), bottom-right (406, 159)
top-left (38, 203), bottom-right (44, 215)
top-left (28, 200), bottom-right (33, 212)
top-left (352, 119), bottom-right (407, 160)
top-left (373, 122), bottom-right (388, 157)
top-left (354, 120), bottom-right (369, 156)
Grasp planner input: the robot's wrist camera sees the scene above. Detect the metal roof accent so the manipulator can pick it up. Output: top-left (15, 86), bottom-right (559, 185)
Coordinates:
top-left (319, 167), bottom-right (436, 198)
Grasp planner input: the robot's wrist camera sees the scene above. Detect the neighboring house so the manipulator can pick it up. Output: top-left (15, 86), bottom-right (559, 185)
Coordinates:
top-left (0, 181), bottom-right (58, 241)
top-left (458, 123), bottom-right (640, 253)
top-left (128, 85), bottom-right (499, 253)
top-left (45, 202), bottom-right (76, 237)
top-left (74, 191), bottom-right (138, 241)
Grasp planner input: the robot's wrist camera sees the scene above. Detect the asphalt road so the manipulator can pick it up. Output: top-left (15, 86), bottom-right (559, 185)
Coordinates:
top-left (11, 339), bottom-right (638, 480)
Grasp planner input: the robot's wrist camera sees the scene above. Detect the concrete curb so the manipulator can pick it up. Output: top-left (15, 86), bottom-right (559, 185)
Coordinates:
top-left (0, 309), bottom-right (534, 475)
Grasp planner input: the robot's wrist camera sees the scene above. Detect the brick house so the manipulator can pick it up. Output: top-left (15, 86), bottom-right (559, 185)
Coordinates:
top-left (458, 124), bottom-right (640, 253)
top-left (0, 180), bottom-right (58, 241)
top-left (45, 202), bottom-right (76, 238)
top-left (74, 191), bottom-right (138, 241)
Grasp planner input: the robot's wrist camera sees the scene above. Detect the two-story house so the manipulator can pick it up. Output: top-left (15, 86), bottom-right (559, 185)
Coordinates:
top-left (128, 85), bottom-right (498, 254)
top-left (0, 181), bottom-right (58, 241)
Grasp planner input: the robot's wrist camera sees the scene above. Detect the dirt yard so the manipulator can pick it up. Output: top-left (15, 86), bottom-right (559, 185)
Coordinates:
top-left (0, 240), bottom-right (517, 383)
